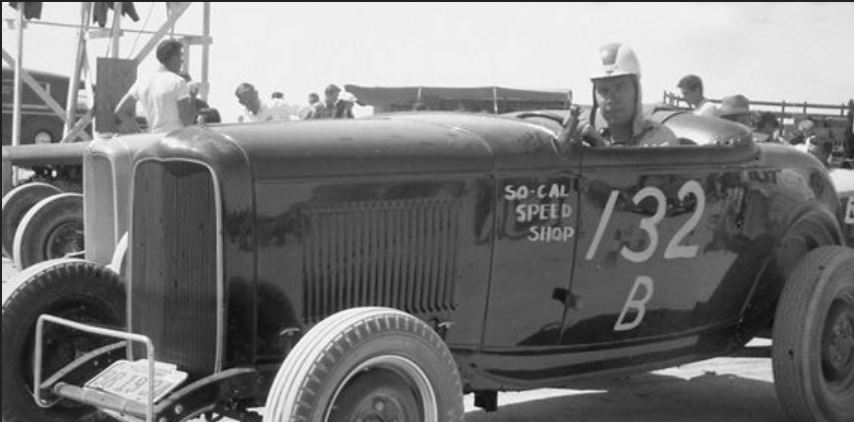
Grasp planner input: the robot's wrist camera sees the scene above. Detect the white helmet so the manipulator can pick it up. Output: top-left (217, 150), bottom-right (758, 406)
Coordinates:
top-left (590, 43), bottom-right (641, 81)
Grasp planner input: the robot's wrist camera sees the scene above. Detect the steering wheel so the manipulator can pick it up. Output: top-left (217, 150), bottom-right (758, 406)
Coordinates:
top-left (514, 111), bottom-right (609, 148)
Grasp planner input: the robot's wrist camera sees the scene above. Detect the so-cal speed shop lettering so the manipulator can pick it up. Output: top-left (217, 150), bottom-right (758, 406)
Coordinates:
top-left (504, 183), bottom-right (575, 242)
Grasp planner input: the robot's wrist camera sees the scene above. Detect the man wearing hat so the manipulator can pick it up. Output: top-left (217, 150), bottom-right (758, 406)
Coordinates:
top-left (562, 42), bottom-right (677, 147)
top-left (334, 91), bottom-right (357, 119)
top-left (115, 39), bottom-right (194, 133)
top-left (717, 94), bottom-right (753, 127)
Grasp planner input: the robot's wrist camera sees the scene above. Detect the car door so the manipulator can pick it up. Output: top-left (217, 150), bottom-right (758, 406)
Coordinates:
top-left (560, 144), bottom-right (753, 357)
top-left (481, 141), bottom-right (582, 349)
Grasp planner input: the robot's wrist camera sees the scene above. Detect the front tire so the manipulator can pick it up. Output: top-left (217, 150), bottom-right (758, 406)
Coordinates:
top-left (772, 246), bottom-right (854, 422)
top-left (263, 307), bottom-right (464, 422)
top-left (1, 259), bottom-right (125, 422)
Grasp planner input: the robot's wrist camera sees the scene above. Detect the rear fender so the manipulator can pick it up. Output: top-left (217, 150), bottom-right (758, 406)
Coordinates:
top-left (740, 204), bottom-right (843, 335)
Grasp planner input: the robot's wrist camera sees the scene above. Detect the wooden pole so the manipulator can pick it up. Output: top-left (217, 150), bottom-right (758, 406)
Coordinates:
top-left (201, 2), bottom-right (210, 101)
top-left (110, 2), bottom-right (122, 58)
top-left (11, 8), bottom-right (24, 184)
top-left (133, 2), bottom-right (192, 65)
top-left (11, 9), bottom-right (24, 148)
top-left (181, 37), bottom-right (191, 75)
top-left (65, 2), bottom-right (91, 141)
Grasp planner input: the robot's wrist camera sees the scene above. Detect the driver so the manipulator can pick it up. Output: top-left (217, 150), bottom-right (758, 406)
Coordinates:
top-left (561, 43), bottom-right (677, 147)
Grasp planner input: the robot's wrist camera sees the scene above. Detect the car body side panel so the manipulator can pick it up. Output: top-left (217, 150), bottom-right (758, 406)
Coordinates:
top-left (564, 147), bottom-right (754, 348)
top-left (458, 121), bottom-right (842, 391)
top-left (482, 168), bottom-right (580, 348)
top-left (253, 173), bottom-right (494, 356)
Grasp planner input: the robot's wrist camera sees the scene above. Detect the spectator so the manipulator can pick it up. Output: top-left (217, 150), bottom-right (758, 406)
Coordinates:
top-left (114, 39), bottom-right (194, 133)
top-left (790, 119), bottom-right (832, 165)
top-left (788, 118), bottom-right (816, 148)
top-left (677, 74), bottom-right (717, 117)
top-left (197, 107), bottom-right (221, 124)
top-left (299, 92), bottom-right (321, 120)
top-left (305, 84), bottom-right (343, 120)
top-left (235, 83), bottom-right (275, 123)
top-left (754, 112), bottom-right (784, 143)
top-left (808, 134), bottom-right (834, 167)
top-left (180, 74), bottom-right (210, 124)
top-left (717, 95), bottom-right (753, 127)
top-left (560, 42), bottom-right (677, 147)
top-left (334, 91), bottom-right (357, 119)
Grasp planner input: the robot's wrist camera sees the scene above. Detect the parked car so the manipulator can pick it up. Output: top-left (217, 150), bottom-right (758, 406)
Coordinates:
top-left (2, 66), bottom-right (80, 146)
top-left (2, 110), bottom-right (852, 422)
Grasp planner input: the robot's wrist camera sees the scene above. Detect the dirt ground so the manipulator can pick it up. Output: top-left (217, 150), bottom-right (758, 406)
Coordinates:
top-left (2, 258), bottom-right (788, 421)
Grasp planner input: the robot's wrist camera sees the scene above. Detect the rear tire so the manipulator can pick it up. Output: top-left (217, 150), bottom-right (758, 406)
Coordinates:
top-left (263, 307), bottom-right (464, 422)
top-left (772, 246), bottom-right (854, 422)
top-left (13, 193), bottom-right (84, 270)
top-left (1, 182), bottom-right (62, 259)
top-left (1, 259), bottom-right (125, 422)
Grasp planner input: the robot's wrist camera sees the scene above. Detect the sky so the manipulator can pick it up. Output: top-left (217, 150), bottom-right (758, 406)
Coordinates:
top-left (2, 2), bottom-right (853, 122)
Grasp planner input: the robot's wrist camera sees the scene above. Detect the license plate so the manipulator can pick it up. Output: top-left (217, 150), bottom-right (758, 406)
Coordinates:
top-left (85, 359), bottom-right (188, 404)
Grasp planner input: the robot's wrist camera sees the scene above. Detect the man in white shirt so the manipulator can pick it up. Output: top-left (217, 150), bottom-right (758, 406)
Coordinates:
top-left (235, 83), bottom-right (278, 123)
top-left (677, 74), bottom-right (717, 117)
top-left (115, 39), bottom-right (194, 133)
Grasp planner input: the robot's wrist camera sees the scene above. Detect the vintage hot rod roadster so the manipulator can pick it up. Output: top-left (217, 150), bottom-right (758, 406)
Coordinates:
top-left (2, 109), bottom-right (853, 422)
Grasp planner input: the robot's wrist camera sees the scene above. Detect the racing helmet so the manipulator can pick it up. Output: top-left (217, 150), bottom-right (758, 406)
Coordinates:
top-left (590, 43), bottom-right (641, 81)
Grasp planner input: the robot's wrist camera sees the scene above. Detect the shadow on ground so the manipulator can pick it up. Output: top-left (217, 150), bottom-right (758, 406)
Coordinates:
top-left (464, 371), bottom-right (787, 422)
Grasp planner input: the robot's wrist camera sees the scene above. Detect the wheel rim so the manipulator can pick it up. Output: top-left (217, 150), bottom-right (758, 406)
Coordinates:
top-left (821, 288), bottom-right (854, 392)
top-left (326, 355), bottom-right (438, 422)
top-left (43, 221), bottom-right (84, 260)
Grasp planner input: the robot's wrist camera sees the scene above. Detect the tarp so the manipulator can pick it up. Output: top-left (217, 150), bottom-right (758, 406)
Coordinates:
top-left (345, 85), bottom-right (569, 112)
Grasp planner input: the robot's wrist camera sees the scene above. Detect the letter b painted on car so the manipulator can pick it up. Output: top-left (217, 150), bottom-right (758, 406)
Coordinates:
top-left (614, 276), bottom-right (654, 331)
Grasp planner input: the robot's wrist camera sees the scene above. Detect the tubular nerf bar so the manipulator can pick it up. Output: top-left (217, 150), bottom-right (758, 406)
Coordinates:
top-left (34, 314), bottom-right (157, 422)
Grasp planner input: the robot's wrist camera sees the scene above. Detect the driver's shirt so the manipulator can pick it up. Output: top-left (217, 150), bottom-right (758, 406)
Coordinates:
top-left (693, 99), bottom-right (718, 117)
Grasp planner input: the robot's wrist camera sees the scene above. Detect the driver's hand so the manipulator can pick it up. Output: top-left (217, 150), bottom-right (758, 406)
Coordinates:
top-left (577, 122), bottom-right (607, 147)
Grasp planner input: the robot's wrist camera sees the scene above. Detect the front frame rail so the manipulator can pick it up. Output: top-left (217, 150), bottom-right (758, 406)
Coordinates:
top-left (34, 314), bottom-right (157, 422)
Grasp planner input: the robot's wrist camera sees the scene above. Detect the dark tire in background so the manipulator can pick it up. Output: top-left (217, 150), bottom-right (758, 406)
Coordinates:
top-left (2, 182), bottom-right (62, 259)
top-left (13, 193), bottom-right (84, 270)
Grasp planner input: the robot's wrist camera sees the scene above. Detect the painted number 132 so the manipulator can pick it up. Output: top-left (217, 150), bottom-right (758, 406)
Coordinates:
top-left (585, 180), bottom-right (706, 263)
